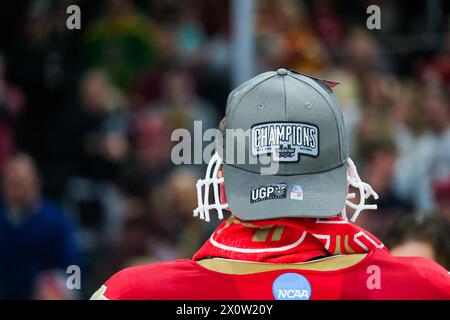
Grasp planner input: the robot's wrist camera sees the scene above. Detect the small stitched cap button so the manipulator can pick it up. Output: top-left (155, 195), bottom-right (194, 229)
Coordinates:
top-left (277, 68), bottom-right (288, 75)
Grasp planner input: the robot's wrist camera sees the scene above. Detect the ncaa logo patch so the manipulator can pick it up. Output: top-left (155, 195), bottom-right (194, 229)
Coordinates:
top-left (272, 273), bottom-right (312, 300)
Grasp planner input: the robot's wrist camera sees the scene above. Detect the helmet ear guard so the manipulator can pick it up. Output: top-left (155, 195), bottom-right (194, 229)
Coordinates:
top-left (193, 153), bottom-right (379, 223)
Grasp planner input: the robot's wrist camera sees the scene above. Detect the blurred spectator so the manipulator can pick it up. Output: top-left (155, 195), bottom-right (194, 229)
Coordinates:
top-left (343, 27), bottom-right (391, 76)
top-left (154, 168), bottom-right (206, 258)
top-left (173, 3), bottom-right (206, 65)
top-left (356, 136), bottom-right (413, 236)
top-left (0, 154), bottom-right (81, 299)
top-left (416, 30), bottom-right (450, 92)
top-left (256, 0), bottom-right (327, 73)
top-left (62, 69), bottom-right (128, 181)
top-left (150, 69), bottom-right (218, 131)
top-left (358, 72), bottom-right (401, 144)
top-left (7, 0), bottom-right (73, 169)
top-left (391, 82), bottom-right (423, 155)
top-left (310, 0), bottom-right (345, 51)
top-left (58, 70), bottom-right (127, 253)
top-left (83, 0), bottom-right (160, 88)
top-left (386, 214), bottom-right (450, 270)
top-left (132, 111), bottom-right (172, 175)
top-left (0, 53), bottom-right (25, 171)
top-left (395, 87), bottom-right (450, 212)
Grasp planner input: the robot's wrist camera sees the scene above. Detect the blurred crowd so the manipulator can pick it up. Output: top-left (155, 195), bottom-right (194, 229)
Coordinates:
top-left (0, 0), bottom-right (449, 299)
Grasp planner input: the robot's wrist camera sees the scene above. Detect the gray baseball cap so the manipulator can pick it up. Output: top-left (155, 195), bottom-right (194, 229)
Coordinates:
top-left (220, 68), bottom-right (349, 221)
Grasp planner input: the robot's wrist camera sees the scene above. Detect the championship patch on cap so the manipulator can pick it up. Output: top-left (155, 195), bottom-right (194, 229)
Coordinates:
top-left (251, 122), bottom-right (319, 162)
top-left (250, 183), bottom-right (287, 203)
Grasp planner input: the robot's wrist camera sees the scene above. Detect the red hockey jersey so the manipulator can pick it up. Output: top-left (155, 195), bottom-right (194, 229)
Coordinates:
top-left (92, 249), bottom-right (450, 300)
top-left (92, 217), bottom-right (450, 300)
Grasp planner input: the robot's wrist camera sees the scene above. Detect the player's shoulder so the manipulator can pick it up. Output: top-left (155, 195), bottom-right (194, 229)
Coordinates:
top-left (91, 259), bottom-right (197, 300)
top-left (395, 255), bottom-right (450, 285)
top-left (371, 249), bottom-right (449, 277)
top-left (370, 250), bottom-right (450, 298)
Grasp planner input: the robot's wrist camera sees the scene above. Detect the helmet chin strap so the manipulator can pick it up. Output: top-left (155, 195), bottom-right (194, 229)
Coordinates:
top-left (193, 153), bottom-right (378, 223)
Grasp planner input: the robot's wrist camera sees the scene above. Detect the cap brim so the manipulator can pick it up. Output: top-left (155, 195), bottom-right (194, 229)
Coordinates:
top-left (223, 164), bottom-right (348, 221)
